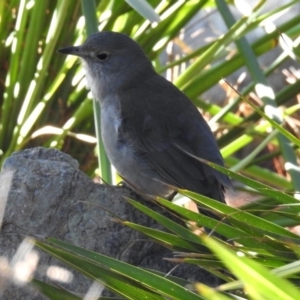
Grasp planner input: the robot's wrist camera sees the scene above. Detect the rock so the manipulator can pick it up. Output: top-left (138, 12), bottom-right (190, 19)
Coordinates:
top-left (0, 147), bottom-right (220, 299)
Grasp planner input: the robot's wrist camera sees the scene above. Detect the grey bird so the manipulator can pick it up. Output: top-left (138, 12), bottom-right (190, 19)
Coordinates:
top-left (58, 31), bottom-right (231, 218)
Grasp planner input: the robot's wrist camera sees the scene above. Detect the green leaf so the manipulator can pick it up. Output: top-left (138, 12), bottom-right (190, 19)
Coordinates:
top-left (31, 278), bottom-right (82, 300)
top-left (203, 236), bottom-right (300, 299)
top-left (181, 190), bottom-right (300, 242)
top-left (195, 283), bottom-right (234, 300)
top-left (126, 198), bottom-right (205, 245)
top-left (125, 0), bottom-right (160, 23)
top-left (155, 196), bottom-right (287, 251)
top-left (35, 238), bottom-right (204, 300)
top-left (191, 156), bottom-right (300, 208)
top-left (226, 81), bottom-right (300, 148)
top-left (122, 221), bottom-right (205, 252)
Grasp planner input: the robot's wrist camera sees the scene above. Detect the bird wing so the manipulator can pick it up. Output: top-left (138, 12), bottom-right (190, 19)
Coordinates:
top-left (118, 75), bottom-right (231, 200)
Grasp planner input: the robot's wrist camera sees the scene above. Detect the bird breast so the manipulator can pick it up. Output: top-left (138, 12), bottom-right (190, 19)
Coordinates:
top-left (100, 99), bottom-right (137, 176)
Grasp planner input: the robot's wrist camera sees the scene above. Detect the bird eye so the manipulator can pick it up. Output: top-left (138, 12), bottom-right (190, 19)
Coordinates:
top-left (96, 52), bottom-right (108, 61)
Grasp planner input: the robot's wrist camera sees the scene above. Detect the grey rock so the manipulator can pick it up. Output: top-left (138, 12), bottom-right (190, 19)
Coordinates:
top-left (0, 147), bottom-right (220, 299)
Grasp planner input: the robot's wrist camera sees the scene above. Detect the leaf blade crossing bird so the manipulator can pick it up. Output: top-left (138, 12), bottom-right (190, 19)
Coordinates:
top-left (58, 31), bottom-right (232, 219)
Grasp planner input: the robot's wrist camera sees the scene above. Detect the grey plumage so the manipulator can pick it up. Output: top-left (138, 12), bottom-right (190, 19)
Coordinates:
top-left (58, 32), bottom-right (231, 213)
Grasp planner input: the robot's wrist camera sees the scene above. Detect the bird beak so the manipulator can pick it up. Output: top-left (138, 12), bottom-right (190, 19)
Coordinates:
top-left (57, 46), bottom-right (82, 56)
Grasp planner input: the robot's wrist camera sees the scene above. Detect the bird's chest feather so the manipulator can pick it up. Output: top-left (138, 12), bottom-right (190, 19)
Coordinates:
top-left (101, 100), bottom-right (121, 153)
top-left (100, 100), bottom-right (136, 172)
